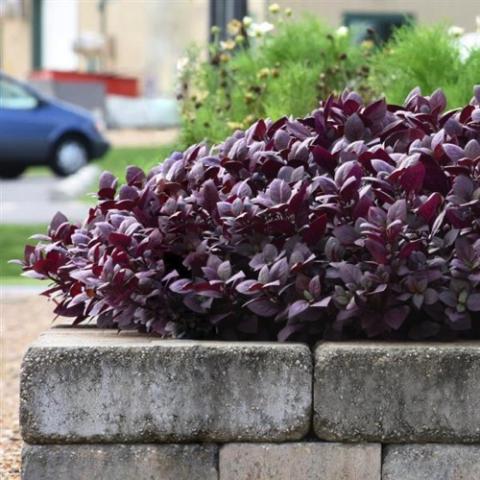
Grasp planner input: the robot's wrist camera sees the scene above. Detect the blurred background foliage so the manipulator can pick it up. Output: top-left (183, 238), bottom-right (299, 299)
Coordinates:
top-left (177, 9), bottom-right (480, 147)
top-left (368, 23), bottom-right (480, 108)
top-left (178, 12), bottom-right (374, 146)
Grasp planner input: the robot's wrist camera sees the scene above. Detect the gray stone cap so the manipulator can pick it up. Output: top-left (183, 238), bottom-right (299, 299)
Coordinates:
top-left (315, 340), bottom-right (480, 350)
top-left (21, 326), bottom-right (312, 443)
top-left (32, 326), bottom-right (311, 351)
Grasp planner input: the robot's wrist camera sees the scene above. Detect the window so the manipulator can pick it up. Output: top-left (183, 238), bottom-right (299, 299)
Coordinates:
top-left (343, 12), bottom-right (414, 44)
top-left (0, 79), bottom-right (38, 109)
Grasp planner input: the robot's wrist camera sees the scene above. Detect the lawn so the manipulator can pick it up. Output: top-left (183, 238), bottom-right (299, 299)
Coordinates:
top-left (2, 146), bottom-right (178, 283)
top-left (95, 144), bottom-right (178, 180)
top-left (0, 224), bottom-right (46, 281)
top-left (25, 145), bottom-right (178, 181)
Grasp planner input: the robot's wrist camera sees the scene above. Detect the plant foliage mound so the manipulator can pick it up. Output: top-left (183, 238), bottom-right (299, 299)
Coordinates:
top-left (369, 23), bottom-right (480, 109)
top-left (179, 14), bottom-right (372, 145)
top-left (20, 88), bottom-right (480, 342)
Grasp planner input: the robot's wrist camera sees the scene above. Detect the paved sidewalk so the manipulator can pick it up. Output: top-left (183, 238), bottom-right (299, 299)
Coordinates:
top-left (0, 176), bottom-right (90, 225)
top-left (0, 129), bottom-right (179, 225)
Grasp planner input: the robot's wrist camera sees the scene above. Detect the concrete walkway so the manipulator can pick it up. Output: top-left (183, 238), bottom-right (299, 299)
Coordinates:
top-left (0, 175), bottom-right (90, 225)
top-left (1, 128), bottom-right (179, 225)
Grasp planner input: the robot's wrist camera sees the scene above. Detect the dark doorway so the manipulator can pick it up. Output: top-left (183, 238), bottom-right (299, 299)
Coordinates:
top-left (209, 0), bottom-right (248, 40)
top-left (343, 12), bottom-right (414, 45)
top-left (32, 0), bottom-right (43, 69)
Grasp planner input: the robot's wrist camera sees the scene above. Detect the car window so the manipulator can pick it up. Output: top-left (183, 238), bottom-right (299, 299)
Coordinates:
top-left (0, 79), bottom-right (38, 109)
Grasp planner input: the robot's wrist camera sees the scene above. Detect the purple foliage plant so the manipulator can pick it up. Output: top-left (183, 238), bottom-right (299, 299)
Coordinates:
top-left (17, 87), bottom-right (480, 342)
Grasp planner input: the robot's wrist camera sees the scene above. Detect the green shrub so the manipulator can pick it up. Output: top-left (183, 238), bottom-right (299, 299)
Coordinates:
top-left (179, 13), bottom-right (372, 145)
top-left (369, 23), bottom-right (480, 108)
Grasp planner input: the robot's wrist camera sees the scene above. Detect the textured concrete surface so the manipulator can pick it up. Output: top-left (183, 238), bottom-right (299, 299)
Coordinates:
top-left (22, 444), bottom-right (218, 480)
top-left (314, 342), bottom-right (480, 442)
top-left (0, 176), bottom-right (88, 224)
top-left (383, 444), bottom-right (480, 480)
top-left (219, 443), bottom-right (381, 480)
top-left (21, 327), bottom-right (312, 443)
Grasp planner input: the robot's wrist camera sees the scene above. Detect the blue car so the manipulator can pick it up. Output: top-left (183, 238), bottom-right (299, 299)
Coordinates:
top-left (0, 72), bottom-right (110, 178)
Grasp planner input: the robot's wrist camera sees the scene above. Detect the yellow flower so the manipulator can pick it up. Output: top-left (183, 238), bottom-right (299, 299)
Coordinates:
top-left (257, 68), bottom-right (271, 80)
top-left (269, 3), bottom-right (280, 14)
top-left (243, 16), bottom-right (253, 28)
top-left (285, 7), bottom-right (292, 17)
top-left (361, 39), bottom-right (374, 50)
top-left (219, 53), bottom-right (231, 63)
top-left (227, 121), bottom-right (244, 130)
top-left (244, 92), bottom-right (255, 104)
top-left (227, 19), bottom-right (242, 36)
top-left (220, 39), bottom-right (236, 51)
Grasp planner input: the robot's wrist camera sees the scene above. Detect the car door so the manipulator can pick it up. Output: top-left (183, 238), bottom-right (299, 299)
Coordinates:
top-left (0, 76), bottom-right (53, 163)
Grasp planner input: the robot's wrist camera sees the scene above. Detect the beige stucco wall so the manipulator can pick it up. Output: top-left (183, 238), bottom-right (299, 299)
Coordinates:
top-left (1, 16), bottom-right (31, 78)
top-left (1, 0), bottom-right (478, 91)
top-left (78, 0), bottom-right (209, 95)
top-left (274, 0), bottom-right (480, 30)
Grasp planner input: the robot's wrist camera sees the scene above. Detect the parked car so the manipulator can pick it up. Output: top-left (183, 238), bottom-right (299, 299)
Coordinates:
top-left (0, 72), bottom-right (110, 178)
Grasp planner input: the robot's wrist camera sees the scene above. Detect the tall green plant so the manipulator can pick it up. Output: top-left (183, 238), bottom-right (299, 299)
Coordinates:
top-left (178, 13), bottom-right (372, 146)
top-left (369, 23), bottom-right (479, 108)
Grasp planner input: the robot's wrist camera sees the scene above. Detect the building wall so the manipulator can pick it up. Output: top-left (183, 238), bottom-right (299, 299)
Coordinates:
top-left (1, 0), bottom-right (479, 94)
top-left (1, 15), bottom-right (31, 78)
top-left (274, 0), bottom-right (480, 30)
top-left (42, 0), bottom-right (79, 70)
top-left (77, 0), bottom-right (209, 95)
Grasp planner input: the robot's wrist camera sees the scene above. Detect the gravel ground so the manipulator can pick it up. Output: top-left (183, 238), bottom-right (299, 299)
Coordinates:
top-left (1, 294), bottom-right (54, 479)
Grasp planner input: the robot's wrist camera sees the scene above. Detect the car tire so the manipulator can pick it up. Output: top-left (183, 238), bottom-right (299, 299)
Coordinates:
top-left (0, 163), bottom-right (26, 179)
top-left (51, 137), bottom-right (89, 177)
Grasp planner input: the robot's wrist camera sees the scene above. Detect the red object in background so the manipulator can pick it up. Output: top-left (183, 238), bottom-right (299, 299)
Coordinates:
top-left (30, 70), bottom-right (139, 97)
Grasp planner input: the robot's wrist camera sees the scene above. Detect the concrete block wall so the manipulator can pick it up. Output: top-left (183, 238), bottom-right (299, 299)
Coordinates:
top-left (20, 328), bottom-right (480, 479)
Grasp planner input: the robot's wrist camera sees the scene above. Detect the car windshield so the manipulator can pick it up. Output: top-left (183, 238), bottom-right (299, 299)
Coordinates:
top-left (0, 78), bottom-right (38, 109)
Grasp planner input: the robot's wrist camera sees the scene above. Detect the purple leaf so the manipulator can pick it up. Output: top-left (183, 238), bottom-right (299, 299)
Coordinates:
top-left (236, 280), bottom-right (263, 295)
top-left (467, 294), bottom-right (480, 312)
top-left (244, 297), bottom-right (280, 317)
top-left (288, 300), bottom-right (310, 319)
top-left (303, 214), bottom-right (327, 245)
top-left (344, 113), bottom-right (365, 142)
top-left (384, 306), bottom-right (410, 330)
top-left (267, 179), bottom-right (291, 204)
top-left (417, 193), bottom-right (443, 222)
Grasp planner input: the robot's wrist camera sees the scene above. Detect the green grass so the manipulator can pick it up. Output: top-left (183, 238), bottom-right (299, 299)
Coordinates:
top-left (180, 16), bottom-right (372, 146)
top-left (23, 146), bottom-right (178, 181)
top-left (369, 23), bottom-right (479, 108)
top-left (1, 148), bottom-right (178, 283)
top-left (25, 166), bottom-right (51, 177)
top-left (95, 145), bottom-right (179, 180)
top-left (0, 224), bottom-right (47, 280)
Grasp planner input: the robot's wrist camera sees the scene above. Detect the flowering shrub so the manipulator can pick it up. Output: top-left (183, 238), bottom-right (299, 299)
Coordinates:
top-left (179, 13), bottom-right (373, 145)
top-left (369, 23), bottom-right (480, 109)
top-left (19, 87), bottom-right (480, 342)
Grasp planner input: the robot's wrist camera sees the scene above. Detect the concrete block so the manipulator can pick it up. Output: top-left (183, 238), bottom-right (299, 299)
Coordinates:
top-left (314, 342), bottom-right (480, 442)
top-left (21, 327), bottom-right (311, 443)
top-left (22, 443), bottom-right (218, 480)
top-left (219, 442), bottom-right (381, 480)
top-left (382, 444), bottom-right (480, 480)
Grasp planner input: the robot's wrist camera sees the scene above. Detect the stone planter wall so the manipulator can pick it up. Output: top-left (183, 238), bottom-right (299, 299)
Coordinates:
top-left (20, 327), bottom-right (480, 479)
